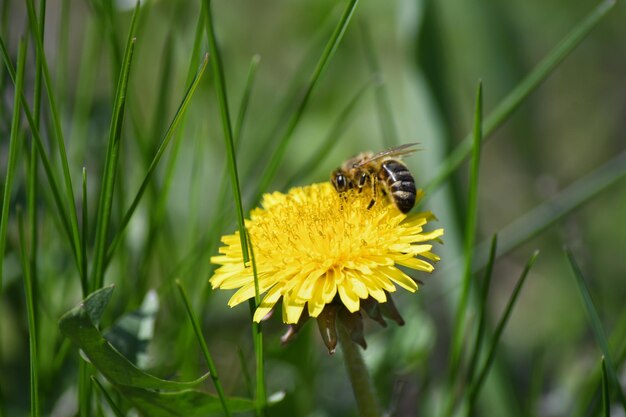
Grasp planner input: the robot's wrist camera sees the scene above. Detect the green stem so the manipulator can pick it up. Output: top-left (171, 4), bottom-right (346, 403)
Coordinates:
top-left (338, 322), bottom-right (380, 417)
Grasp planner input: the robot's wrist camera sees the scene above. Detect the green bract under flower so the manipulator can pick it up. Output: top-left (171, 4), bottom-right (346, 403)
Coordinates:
top-left (210, 182), bottom-right (443, 324)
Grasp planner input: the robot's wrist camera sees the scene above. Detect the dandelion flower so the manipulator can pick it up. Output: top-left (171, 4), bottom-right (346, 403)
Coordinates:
top-left (210, 182), bottom-right (443, 334)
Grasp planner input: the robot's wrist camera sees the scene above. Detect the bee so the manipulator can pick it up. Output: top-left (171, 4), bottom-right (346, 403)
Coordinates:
top-left (330, 143), bottom-right (419, 213)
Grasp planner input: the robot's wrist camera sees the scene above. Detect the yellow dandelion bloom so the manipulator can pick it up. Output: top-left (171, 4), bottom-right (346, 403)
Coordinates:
top-left (210, 182), bottom-right (443, 324)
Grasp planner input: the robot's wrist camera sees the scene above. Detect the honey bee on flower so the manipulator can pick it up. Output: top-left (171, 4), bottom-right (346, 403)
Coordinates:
top-left (210, 172), bottom-right (443, 352)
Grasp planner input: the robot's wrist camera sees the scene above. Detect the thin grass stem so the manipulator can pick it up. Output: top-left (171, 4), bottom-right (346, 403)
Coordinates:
top-left (566, 248), bottom-right (626, 413)
top-left (253, 0), bottom-right (360, 203)
top-left (81, 168), bottom-right (88, 295)
top-left (425, 0), bottom-right (616, 193)
top-left (445, 82), bottom-right (483, 416)
top-left (91, 376), bottom-right (124, 417)
top-left (284, 79), bottom-right (373, 189)
top-left (466, 234), bottom-right (498, 385)
top-left (473, 151), bottom-right (626, 273)
top-left (18, 208), bottom-right (40, 417)
top-left (601, 357), bottom-right (611, 417)
top-left (359, 19), bottom-right (398, 148)
top-left (25, 0), bottom-right (84, 280)
top-left (176, 280), bottom-right (232, 417)
top-left (203, 2), bottom-right (266, 413)
top-left (90, 3), bottom-right (139, 290)
top-left (105, 54), bottom-right (208, 265)
top-left (468, 250), bottom-right (539, 410)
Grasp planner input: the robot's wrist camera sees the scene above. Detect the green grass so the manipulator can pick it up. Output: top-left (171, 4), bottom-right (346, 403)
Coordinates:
top-left (1, 0), bottom-right (625, 416)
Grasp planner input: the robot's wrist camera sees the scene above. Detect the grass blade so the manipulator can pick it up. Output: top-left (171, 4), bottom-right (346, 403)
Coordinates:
top-left (0, 38), bottom-right (26, 289)
top-left (81, 168), bottom-right (88, 295)
top-left (474, 150), bottom-right (626, 272)
top-left (237, 346), bottom-right (253, 398)
top-left (91, 3), bottom-right (140, 290)
top-left (466, 234), bottom-right (498, 385)
top-left (150, 2), bottom-right (208, 249)
top-left (359, 19), bottom-right (398, 148)
top-left (425, 0), bottom-right (616, 193)
top-left (105, 54), bottom-right (209, 264)
top-left (176, 280), bottom-right (232, 417)
top-left (28, 0), bottom-right (45, 310)
top-left (284, 79), bottom-right (374, 189)
top-left (234, 54), bottom-right (261, 146)
top-left (446, 81), bottom-right (483, 405)
top-left (26, 0), bottom-right (85, 279)
top-left (91, 376), bottom-right (124, 417)
top-left (468, 250), bottom-right (539, 410)
top-left (253, 0), bottom-right (360, 202)
top-left (566, 247), bottom-right (626, 413)
top-left (18, 208), bottom-right (40, 417)
top-left (203, 0), bottom-right (249, 263)
top-left (203, 2), bottom-right (266, 412)
top-left (0, 35), bottom-right (77, 265)
top-left (209, 54), bottom-right (261, 240)
top-left (601, 357), bottom-right (611, 417)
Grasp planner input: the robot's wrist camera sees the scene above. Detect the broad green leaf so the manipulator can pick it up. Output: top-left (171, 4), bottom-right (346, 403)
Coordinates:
top-left (59, 286), bottom-right (207, 391)
top-left (105, 290), bottom-right (159, 369)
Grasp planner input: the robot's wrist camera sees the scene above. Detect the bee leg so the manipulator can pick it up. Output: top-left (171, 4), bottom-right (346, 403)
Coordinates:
top-left (357, 171), bottom-right (368, 194)
top-left (367, 177), bottom-right (377, 210)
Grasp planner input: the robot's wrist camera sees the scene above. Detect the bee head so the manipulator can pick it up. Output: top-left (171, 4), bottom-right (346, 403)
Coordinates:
top-left (331, 169), bottom-right (350, 192)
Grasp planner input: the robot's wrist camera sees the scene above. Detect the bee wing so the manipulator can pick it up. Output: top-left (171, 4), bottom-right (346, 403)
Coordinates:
top-left (354, 142), bottom-right (420, 167)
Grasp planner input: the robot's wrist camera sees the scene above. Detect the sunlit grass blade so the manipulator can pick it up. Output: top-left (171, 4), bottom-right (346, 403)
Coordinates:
top-left (359, 19), bottom-right (398, 148)
top-left (91, 377), bottom-right (124, 417)
top-left (203, 3), bottom-right (266, 413)
top-left (0, 38), bottom-right (26, 289)
top-left (446, 81), bottom-right (483, 409)
top-left (601, 357), bottom-right (611, 417)
top-left (91, 2), bottom-right (140, 290)
top-left (176, 280), bottom-right (232, 417)
top-left (474, 151), bottom-right (626, 272)
top-left (105, 54), bottom-right (209, 264)
top-left (466, 234), bottom-right (498, 385)
top-left (253, 0), bottom-right (360, 202)
top-left (18, 208), bottom-right (40, 417)
top-left (468, 250), bottom-right (539, 411)
top-left (566, 247), bottom-right (626, 413)
top-left (25, 0), bottom-right (84, 279)
top-left (284, 79), bottom-right (373, 189)
top-left (210, 54), bottom-right (262, 238)
top-left (425, 0), bottom-right (616, 193)
top-left (203, 0), bottom-right (249, 263)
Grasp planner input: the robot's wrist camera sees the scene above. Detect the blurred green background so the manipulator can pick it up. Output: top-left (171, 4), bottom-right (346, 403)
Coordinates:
top-left (1, 0), bottom-right (626, 416)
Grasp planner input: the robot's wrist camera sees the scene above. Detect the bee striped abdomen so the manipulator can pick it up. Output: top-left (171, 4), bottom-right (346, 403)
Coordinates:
top-left (379, 160), bottom-right (416, 213)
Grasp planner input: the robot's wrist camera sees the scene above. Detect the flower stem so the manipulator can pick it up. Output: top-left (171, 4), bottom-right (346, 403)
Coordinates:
top-left (338, 322), bottom-right (380, 417)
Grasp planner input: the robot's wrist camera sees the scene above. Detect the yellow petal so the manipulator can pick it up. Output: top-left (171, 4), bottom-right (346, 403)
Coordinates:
top-left (282, 292), bottom-right (306, 324)
top-left (396, 257), bottom-right (434, 272)
top-left (338, 280), bottom-right (360, 312)
top-left (382, 267), bottom-right (418, 292)
top-left (253, 284), bottom-right (284, 322)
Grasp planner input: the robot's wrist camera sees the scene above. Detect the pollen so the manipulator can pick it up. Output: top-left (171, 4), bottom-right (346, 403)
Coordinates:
top-left (210, 182), bottom-right (443, 324)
